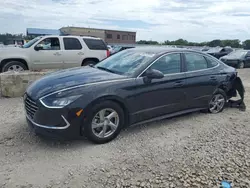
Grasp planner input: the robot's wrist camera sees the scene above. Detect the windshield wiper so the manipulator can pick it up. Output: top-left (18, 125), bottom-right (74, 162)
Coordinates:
top-left (96, 66), bottom-right (118, 74)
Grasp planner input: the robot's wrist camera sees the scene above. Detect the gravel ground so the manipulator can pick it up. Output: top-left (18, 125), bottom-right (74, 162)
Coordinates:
top-left (0, 69), bottom-right (250, 188)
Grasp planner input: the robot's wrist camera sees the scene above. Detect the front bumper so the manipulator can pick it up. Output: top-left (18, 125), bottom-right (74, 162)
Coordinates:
top-left (24, 95), bottom-right (84, 139)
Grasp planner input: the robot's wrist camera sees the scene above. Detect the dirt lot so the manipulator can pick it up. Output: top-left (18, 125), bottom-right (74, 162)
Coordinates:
top-left (0, 69), bottom-right (250, 188)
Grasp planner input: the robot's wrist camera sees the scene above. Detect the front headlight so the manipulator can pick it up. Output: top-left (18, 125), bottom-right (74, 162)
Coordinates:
top-left (40, 88), bottom-right (82, 108)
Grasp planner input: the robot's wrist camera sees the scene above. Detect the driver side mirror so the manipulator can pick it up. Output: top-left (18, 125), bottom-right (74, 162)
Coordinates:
top-left (143, 69), bottom-right (164, 83)
top-left (34, 45), bottom-right (43, 51)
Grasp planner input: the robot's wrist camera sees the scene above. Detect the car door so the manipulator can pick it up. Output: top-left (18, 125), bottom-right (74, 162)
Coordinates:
top-left (130, 53), bottom-right (187, 123)
top-left (183, 52), bottom-right (220, 109)
top-left (31, 37), bottom-right (64, 70)
top-left (62, 37), bottom-right (85, 68)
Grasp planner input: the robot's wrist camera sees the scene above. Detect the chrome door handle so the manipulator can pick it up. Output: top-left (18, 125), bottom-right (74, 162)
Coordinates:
top-left (77, 52), bottom-right (84, 55)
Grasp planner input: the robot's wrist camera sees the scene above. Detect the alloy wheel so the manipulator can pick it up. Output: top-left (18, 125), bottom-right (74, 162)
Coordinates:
top-left (209, 94), bottom-right (225, 113)
top-left (8, 65), bottom-right (24, 71)
top-left (91, 108), bottom-right (119, 138)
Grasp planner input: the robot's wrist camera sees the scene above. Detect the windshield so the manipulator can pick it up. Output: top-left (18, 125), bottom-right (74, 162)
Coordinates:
top-left (226, 50), bottom-right (247, 58)
top-left (95, 50), bottom-right (155, 76)
top-left (22, 37), bottom-right (42, 48)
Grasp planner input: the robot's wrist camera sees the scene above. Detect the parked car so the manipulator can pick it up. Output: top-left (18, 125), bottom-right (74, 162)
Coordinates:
top-left (24, 47), bottom-right (244, 144)
top-left (219, 50), bottom-right (250, 68)
top-left (206, 47), bottom-right (233, 59)
top-left (0, 36), bottom-right (110, 72)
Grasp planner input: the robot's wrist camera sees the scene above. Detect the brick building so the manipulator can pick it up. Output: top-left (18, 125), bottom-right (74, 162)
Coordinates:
top-left (60, 27), bottom-right (136, 44)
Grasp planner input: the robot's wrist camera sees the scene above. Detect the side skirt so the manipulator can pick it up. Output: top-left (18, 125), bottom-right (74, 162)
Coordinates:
top-left (130, 108), bottom-right (205, 127)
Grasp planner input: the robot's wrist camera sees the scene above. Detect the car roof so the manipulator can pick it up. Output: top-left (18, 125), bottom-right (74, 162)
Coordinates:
top-left (127, 46), bottom-right (204, 55)
top-left (40, 35), bottom-right (102, 40)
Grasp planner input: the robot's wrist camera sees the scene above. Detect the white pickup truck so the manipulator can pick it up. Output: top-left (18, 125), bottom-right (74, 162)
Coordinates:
top-left (0, 36), bottom-right (110, 72)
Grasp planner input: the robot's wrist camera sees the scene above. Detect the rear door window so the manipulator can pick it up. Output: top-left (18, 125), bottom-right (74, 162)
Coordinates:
top-left (184, 53), bottom-right (208, 71)
top-left (205, 56), bottom-right (219, 68)
top-left (83, 39), bottom-right (108, 50)
top-left (63, 38), bottom-right (82, 50)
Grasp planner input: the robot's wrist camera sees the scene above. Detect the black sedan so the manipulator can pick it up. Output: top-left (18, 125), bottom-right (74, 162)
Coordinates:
top-left (206, 47), bottom-right (233, 59)
top-left (24, 47), bottom-right (244, 144)
top-left (220, 50), bottom-right (250, 69)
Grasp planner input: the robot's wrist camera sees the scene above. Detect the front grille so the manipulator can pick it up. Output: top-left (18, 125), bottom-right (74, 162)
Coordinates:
top-left (25, 95), bottom-right (38, 119)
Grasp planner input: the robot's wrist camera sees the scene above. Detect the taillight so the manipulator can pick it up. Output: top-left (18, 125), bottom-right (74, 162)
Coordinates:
top-left (107, 50), bottom-right (110, 57)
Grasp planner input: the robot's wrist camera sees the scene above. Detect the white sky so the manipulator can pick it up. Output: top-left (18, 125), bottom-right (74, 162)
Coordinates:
top-left (1, 0), bottom-right (250, 42)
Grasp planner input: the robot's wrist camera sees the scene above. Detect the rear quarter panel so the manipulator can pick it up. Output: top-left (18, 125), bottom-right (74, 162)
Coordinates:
top-left (81, 40), bottom-right (107, 61)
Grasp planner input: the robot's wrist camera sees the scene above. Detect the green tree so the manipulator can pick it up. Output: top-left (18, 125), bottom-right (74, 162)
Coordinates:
top-left (243, 40), bottom-right (250, 49)
top-left (0, 33), bottom-right (24, 45)
top-left (173, 38), bottom-right (188, 46)
top-left (208, 40), bottom-right (222, 47)
top-left (136, 40), bottom-right (159, 45)
top-left (221, 39), bottom-right (241, 48)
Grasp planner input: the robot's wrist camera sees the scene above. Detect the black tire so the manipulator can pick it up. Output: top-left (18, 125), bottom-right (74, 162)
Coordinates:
top-left (83, 101), bottom-right (124, 144)
top-left (2, 61), bottom-right (28, 72)
top-left (237, 61), bottom-right (244, 69)
top-left (208, 89), bottom-right (227, 114)
top-left (82, 60), bottom-right (98, 66)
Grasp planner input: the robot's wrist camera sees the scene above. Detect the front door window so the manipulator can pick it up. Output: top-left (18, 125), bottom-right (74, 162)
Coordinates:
top-left (36, 38), bottom-right (60, 50)
top-left (150, 53), bottom-right (181, 74)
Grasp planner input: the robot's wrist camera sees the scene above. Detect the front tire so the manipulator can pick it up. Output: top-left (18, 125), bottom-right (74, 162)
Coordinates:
top-left (208, 89), bottom-right (227, 114)
top-left (2, 61), bottom-right (28, 72)
top-left (84, 101), bottom-right (124, 144)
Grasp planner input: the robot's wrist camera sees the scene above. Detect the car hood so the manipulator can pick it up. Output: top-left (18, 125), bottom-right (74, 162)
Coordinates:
top-left (26, 66), bottom-right (127, 100)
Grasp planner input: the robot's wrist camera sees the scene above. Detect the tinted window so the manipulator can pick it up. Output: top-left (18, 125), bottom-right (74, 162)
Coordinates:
top-left (63, 38), bottom-right (82, 50)
top-left (83, 39), bottom-right (108, 50)
top-left (185, 53), bottom-right (207, 71)
top-left (150, 53), bottom-right (181, 74)
top-left (35, 37), bottom-right (60, 50)
top-left (205, 56), bottom-right (219, 68)
top-left (117, 35), bottom-right (120, 39)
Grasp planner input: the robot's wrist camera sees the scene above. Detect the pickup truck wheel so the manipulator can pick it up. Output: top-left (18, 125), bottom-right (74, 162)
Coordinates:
top-left (2, 61), bottom-right (28, 72)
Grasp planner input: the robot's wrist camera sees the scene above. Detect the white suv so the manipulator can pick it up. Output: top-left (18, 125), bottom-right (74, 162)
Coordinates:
top-left (0, 36), bottom-right (110, 72)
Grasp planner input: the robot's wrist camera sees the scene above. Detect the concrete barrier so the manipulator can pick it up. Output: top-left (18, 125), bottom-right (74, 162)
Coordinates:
top-left (0, 71), bottom-right (50, 98)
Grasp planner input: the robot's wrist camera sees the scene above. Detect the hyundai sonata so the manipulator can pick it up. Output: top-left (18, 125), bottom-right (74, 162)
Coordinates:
top-left (24, 47), bottom-right (244, 144)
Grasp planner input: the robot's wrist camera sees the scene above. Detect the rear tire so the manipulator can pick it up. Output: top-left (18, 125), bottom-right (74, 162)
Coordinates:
top-left (83, 101), bottom-right (124, 144)
top-left (208, 89), bottom-right (227, 114)
top-left (82, 60), bottom-right (98, 66)
top-left (2, 61), bottom-right (28, 72)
